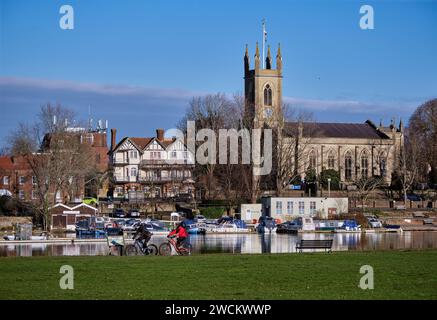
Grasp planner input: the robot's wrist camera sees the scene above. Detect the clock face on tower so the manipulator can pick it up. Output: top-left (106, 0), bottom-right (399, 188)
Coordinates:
top-left (264, 107), bottom-right (273, 118)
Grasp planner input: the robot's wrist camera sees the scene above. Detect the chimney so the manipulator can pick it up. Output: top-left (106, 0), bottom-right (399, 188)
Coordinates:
top-left (156, 128), bottom-right (164, 142)
top-left (111, 128), bottom-right (117, 151)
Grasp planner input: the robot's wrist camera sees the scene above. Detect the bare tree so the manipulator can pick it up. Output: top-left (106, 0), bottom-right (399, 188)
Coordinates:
top-left (275, 105), bottom-right (315, 196)
top-left (8, 103), bottom-right (96, 231)
top-left (353, 176), bottom-right (383, 212)
top-left (179, 93), bottom-right (239, 200)
top-left (397, 128), bottom-right (419, 204)
top-left (408, 99), bottom-right (437, 183)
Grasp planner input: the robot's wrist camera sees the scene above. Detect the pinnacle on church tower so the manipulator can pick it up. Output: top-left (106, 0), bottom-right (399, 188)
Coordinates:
top-left (266, 45), bottom-right (272, 69)
top-left (244, 44), bottom-right (250, 75)
top-left (255, 42), bottom-right (260, 70)
top-left (276, 43), bottom-right (282, 72)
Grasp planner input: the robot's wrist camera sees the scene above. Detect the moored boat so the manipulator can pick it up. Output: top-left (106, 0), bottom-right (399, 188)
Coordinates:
top-left (205, 220), bottom-right (250, 234)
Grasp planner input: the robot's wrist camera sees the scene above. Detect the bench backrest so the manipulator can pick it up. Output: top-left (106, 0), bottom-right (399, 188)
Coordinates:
top-left (299, 239), bottom-right (333, 247)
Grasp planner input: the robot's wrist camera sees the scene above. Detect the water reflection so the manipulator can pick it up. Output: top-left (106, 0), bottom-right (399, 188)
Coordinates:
top-left (1, 232), bottom-right (437, 257)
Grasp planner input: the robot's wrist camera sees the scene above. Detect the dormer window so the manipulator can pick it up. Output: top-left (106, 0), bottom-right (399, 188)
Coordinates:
top-left (264, 84), bottom-right (272, 106)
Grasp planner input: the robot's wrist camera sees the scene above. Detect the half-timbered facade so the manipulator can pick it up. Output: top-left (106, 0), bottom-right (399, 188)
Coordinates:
top-left (109, 129), bottom-right (195, 200)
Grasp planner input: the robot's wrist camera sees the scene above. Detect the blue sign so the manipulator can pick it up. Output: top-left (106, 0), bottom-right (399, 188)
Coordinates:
top-left (289, 185), bottom-right (302, 190)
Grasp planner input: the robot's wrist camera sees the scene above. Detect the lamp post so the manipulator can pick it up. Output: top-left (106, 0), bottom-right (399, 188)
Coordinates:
top-left (327, 178), bottom-right (331, 198)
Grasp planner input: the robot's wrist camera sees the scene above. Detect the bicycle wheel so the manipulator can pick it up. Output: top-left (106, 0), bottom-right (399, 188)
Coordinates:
top-left (147, 244), bottom-right (158, 256)
top-left (125, 244), bottom-right (139, 256)
top-left (180, 243), bottom-right (192, 256)
top-left (159, 242), bottom-right (172, 256)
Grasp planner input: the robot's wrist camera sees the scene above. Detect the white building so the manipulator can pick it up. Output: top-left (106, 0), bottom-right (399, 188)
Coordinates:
top-left (261, 196), bottom-right (348, 221)
top-left (240, 203), bottom-right (262, 222)
top-left (109, 128), bottom-right (195, 200)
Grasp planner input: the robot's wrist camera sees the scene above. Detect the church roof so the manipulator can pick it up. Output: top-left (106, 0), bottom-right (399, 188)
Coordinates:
top-left (284, 121), bottom-right (390, 139)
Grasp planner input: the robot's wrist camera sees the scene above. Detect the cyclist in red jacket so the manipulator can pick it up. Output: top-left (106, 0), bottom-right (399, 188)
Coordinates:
top-left (168, 222), bottom-right (188, 249)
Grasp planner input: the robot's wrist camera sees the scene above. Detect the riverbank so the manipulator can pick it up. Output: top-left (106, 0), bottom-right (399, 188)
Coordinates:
top-left (0, 250), bottom-right (436, 300)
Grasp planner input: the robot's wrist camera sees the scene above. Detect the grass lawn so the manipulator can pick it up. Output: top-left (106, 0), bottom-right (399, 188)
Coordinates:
top-left (0, 250), bottom-right (437, 300)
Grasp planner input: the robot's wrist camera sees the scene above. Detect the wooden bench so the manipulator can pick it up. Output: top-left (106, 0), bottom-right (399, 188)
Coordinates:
top-left (296, 239), bottom-right (333, 253)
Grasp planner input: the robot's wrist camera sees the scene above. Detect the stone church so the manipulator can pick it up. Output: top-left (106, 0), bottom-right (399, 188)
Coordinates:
top-left (244, 42), bottom-right (403, 188)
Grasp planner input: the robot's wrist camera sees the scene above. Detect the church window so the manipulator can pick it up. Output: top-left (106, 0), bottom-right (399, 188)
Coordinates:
top-left (327, 151), bottom-right (335, 169)
top-left (309, 150), bottom-right (317, 169)
top-left (345, 152), bottom-right (353, 181)
top-left (264, 84), bottom-right (272, 106)
top-left (361, 152), bottom-right (369, 178)
top-left (379, 152), bottom-right (387, 177)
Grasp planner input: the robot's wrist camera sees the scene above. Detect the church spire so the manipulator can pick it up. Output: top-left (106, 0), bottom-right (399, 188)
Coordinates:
top-left (244, 44), bottom-right (250, 75)
top-left (266, 45), bottom-right (272, 69)
top-left (255, 42), bottom-right (260, 70)
top-left (276, 43), bottom-right (282, 72)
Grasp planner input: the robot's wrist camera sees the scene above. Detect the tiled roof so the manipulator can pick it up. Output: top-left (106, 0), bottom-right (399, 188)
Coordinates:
top-left (130, 138), bottom-right (153, 150)
top-left (113, 137), bottom-right (178, 152)
top-left (284, 122), bottom-right (390, 139)
top-left (0, 156), bottom-right (31, 171)
top-left (0, 156), bottom-right (14, 170)
top-left (161, 139), bottom-right (176, 148)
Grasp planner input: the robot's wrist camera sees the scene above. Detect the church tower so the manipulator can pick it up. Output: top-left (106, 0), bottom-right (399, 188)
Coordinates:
top-left (244, 42), bottom-right (283, 129)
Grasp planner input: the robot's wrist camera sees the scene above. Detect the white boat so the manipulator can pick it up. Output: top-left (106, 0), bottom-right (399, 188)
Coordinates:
top-left (205, 222), bottom-right (250, 234)
top-left (2, 234), bottom-right (48, 241)
top-left (31, 235), bottom-right (48, 240)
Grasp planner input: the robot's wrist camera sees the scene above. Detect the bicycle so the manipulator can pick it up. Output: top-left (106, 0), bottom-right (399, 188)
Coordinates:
top-left (159, 235), bottom-right (192, 256)
top-left (125, 237), bottom-right (158, 256)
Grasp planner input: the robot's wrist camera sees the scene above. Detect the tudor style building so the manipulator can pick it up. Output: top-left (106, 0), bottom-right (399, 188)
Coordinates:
top-left (109, 128), bottom-right (195, 200)
top-left (244, 42), bottom-right (403, 188)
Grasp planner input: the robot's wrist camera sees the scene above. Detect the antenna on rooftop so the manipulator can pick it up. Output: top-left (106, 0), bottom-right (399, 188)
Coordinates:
top-left (88, 104), bottom-right (93, 131)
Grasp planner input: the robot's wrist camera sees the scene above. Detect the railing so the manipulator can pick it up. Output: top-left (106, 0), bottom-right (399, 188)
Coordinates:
top-left (113, 176), bottom-right (135, 183)
top-left (140, 159), bottom-right (194, 167)
top-left (112, 159), bottom-right (129, 165)
top-left (114, 175), bottom-right (194, 183)
top-left (138, 176), bottom-right (187, 183)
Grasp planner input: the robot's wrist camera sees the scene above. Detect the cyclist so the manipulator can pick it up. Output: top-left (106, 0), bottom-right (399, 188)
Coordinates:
top-left (133, 222), bottom-right (152, 250)
top-left (168, 221), bottom-right (188, 249)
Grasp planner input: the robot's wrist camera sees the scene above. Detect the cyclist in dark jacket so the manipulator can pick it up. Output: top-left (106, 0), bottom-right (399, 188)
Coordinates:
top-left (134, 223), bottom-right (152, 249)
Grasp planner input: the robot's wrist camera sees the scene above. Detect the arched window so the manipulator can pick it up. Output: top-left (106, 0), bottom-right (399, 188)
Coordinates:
top-left (378, 152), bottom-right (387, 177)
top-left (264, 84), bottom-right (272, 106)
top-left (327, 151), bottom-right (335, 169)
top-left (345, 151), bottom-right (352, 181)
top-left (309, 150), bottom-right (317, 169)
top-left (361, 151), bottom-right (369, 178)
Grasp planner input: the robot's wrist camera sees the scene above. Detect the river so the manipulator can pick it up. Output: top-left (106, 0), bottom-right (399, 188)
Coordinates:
top-left (1, 231), bottom-right (437, 257)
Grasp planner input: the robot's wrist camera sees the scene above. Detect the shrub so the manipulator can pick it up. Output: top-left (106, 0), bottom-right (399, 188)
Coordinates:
top-left (199, 207), bottom-right (226, 219)
top-left (364, 209), bottom-right (384, 218)
top-left (319, 169), bottom-right (341, 190)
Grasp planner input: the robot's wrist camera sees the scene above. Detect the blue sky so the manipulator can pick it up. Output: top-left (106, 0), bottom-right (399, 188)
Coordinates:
top-left (0, 0), bottom-right (436, 143)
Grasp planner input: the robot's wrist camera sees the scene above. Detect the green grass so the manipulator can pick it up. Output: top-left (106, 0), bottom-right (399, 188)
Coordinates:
top-left (1, 250), bottom-right (437, 300)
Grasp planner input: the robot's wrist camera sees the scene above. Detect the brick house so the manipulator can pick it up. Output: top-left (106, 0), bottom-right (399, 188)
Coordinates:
top-left (0, 129), bottom-right (109, 204)
top-left (0, 156), bottom-right (36, 202)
